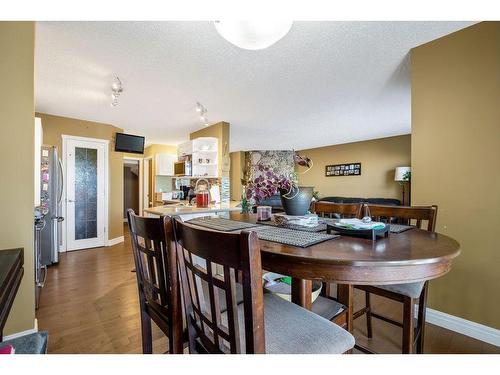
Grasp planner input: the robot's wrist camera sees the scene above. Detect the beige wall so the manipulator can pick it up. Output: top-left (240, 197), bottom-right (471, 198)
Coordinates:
top-left (0, 22), bottom-right (36, 335)
top-left (298, 135), bottom-right (411, 200)
top-left (37, 113), bottom-right (125, 240)
top-left (411, 22), bottom-right (500, 328)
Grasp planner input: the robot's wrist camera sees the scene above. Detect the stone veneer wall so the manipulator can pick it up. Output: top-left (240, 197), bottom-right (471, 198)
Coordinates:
top-left (243, 150), bottom-right (295, 183)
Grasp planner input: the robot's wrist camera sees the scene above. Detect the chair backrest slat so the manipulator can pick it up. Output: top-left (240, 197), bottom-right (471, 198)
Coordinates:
top-left (174, 218), bottom-right (265, 354)
top-left (126, 209), bottom-right (183, 353)
top-left (364, 204), bottom-right (438, 232)
top-left (312, 201), bottom-right (363, 219)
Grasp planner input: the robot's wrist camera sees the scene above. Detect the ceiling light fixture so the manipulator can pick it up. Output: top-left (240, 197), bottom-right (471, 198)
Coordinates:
top-left (110, 75), bottom-right (123, 107)
top-left (195, 102), bottom-right (210, 126)
top-left (214, 20), bottom-right (293, 50)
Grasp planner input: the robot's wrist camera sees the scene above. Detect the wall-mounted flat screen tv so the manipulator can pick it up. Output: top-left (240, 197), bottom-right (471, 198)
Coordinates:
top-left (114, 133), bottom-right (145, 154)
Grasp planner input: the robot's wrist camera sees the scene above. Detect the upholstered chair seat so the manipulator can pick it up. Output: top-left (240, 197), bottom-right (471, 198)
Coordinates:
top-left (222, 293), bottom-right (354, 354)
top-left (376, 281), bottom-right (426, 299)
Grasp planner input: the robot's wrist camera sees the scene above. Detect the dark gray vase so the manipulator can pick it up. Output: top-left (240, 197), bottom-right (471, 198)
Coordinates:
top-left (280, 186), bottom-right (314, 216)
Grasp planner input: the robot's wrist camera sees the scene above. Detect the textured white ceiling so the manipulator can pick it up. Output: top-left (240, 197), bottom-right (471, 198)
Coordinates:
top-left (35, 21), bottom-right (473, 151)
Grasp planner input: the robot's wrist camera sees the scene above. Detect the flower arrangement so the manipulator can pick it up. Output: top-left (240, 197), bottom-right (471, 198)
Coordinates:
top-left (245, 164), bottom-right (295, 203)
top-left (244, 152), bottom-right (312, 204)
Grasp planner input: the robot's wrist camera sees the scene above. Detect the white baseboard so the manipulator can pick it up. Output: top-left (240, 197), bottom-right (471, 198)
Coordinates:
top-left (418, 306), bottom-right (500, 347)
top-left (3, 318), bottom-right (38, 341)
top-left (107, 236), bottom-right (124, 246)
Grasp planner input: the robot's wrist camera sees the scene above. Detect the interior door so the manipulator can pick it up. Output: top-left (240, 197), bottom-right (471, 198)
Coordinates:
top-left (65, 138), bottom-right (107, 250)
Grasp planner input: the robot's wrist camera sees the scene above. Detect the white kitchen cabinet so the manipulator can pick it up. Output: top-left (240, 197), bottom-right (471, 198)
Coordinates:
top-left (155, 153), bottom-right (177, 176)
top-left (177, 141), bottom-right (193, 157)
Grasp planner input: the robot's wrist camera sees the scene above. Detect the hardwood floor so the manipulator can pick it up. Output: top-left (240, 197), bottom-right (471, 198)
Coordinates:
top-left (36, 225), bottom-right (499, 354)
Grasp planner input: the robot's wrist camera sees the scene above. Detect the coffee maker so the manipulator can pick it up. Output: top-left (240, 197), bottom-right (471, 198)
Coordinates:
top-left (180, 185), bottom-right (190, 201)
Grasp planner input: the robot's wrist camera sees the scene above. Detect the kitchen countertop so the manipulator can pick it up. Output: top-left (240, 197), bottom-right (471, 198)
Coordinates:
top-left (144, 201), bottom-right (241, 216)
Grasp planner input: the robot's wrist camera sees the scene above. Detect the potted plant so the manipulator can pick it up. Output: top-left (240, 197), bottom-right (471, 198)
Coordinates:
top-left (245, 153), bottom-right (314, 216)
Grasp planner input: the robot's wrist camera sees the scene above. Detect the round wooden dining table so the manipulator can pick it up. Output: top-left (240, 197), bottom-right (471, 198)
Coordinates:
top-left (228, 212), bottom-right (461, 333)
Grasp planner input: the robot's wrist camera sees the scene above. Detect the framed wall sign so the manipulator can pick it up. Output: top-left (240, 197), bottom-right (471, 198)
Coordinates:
top-left (325, 162), bottom-right (361, 177)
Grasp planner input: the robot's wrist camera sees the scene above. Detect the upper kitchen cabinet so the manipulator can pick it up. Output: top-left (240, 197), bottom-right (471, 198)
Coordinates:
top-left (155, 153), bottom-right (177, 176)
top-left (176, 137), bottom-right (219, 178)
top-left (192, 137), bottom-right (218, 178)
top-left (177, 141), bottom-right (193, 157)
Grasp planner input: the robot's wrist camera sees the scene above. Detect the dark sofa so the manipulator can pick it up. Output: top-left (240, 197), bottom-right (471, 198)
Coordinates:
top-left (254, 195), bottom-right (400, 214)
top-left (318, 196), bottom-right (401, 206)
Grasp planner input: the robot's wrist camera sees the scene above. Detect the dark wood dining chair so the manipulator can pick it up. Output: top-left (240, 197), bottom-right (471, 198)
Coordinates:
top-left (311, 201), bottom-right (364, 328)
top-left (354, 204), bottom-right (438, 354)
top-left (127, 209), bottom-right (184, 354)
top-left (173, 218), bottom-right (355, 354)
top-left (312, 201), bottom-right (363, 219)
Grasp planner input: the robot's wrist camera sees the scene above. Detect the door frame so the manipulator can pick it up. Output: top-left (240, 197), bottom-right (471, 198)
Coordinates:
top-left (143, 156), bottom-right (153, 215)
top-left (123, 156), bottom-right (143, 219)
top-left (61, 134), bottom-right (109, 252)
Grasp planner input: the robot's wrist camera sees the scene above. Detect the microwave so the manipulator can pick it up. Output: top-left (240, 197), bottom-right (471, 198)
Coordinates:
top-left (174, 160), bottom-right (192, 176)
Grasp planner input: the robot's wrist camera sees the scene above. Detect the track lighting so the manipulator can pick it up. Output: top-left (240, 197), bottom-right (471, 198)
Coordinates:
top-left (195, 102), bottom-right (209, 126)
top-left (110, 75), bottom-right (123, 107)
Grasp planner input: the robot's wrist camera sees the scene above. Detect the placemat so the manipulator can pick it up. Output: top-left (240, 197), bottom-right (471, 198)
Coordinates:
top-left (257, 220), bottom-right (326, 232)
top-left (389, 224), bottom-right (415, 233)
top-left (257, 217), bottom-right (339, 232)
top-left (252, 226), bottom-right (338, 247)
top-left (186, 217), bottom-right (260, 232)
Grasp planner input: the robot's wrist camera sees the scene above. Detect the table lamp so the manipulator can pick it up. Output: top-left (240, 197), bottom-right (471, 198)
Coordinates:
top-left (395, 166), bottom-right (411, 206)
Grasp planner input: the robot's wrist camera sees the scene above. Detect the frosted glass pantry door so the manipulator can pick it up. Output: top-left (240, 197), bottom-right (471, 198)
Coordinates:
top-left (64, 137), bottom-right (107, 251)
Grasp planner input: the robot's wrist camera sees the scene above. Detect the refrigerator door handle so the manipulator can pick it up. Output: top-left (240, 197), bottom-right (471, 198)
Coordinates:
top-left (38, 265), bottom-right (48, 288)
top-left (57, 157), bottom-right (64, 204)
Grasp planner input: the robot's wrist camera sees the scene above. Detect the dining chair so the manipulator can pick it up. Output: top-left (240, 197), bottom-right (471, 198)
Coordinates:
top-left (127, 209), bottom-right (184, 354)
top-left (354, 204), bottom-right (438, 353)
top-left (173, 218), bottom-right (355, 354)
top-left (311, 201), bottom-right (364, 328)
top-left (312, 201), bottom-right (363, 219)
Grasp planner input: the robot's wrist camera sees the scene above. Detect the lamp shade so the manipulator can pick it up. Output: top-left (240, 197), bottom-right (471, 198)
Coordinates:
top-left (395, 167), bottom-right (411, 182)
top-left (214, 21), bottom-right (293, 50)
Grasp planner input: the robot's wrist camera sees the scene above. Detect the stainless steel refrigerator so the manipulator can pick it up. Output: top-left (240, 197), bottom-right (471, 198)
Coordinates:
top-left (35, 145), bottom-right (64, 308)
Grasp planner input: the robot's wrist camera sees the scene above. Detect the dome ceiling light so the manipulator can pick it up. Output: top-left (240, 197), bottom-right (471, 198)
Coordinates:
top-left (214, 20), bottom-right (293, 50)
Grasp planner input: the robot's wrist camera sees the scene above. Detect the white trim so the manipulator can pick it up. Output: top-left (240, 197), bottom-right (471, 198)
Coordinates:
top-left (143, 156), bottom-right (153, 215)
top-left (107, 236), bottom-right (124, 247)
top-left (61, 134), bottom-right (110, 145)
top-left (3, 319), bottom-right (38, 341)
top-left (62, 135), bottom-right (110, 252)
top-left (416, 306), bottom-right (500, 347)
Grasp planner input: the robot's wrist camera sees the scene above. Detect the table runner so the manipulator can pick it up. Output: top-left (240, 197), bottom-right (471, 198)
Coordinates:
top-left (186, 217), bottom-right (260, 231)
top-left (186, 217), bottom-right (338, 247)
top-left (257, 217), bottom-right (339, 232)
top-left (251, 226), bottom-right (338, 247)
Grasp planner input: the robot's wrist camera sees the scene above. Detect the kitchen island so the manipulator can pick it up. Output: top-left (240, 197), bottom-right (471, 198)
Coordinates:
top-left (143, 201), bottom-right (241, 220)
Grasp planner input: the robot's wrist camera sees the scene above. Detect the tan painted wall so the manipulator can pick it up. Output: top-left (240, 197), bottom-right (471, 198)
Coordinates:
top-left (37, 113), bottom-right (125, 240)
top-left (298, 135), bottom-right (411, 200)
top-left (0, 22), bottom-right (36, 334)
top-left (411, 22), bottom-right (500, 328)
